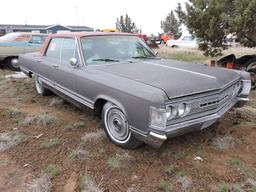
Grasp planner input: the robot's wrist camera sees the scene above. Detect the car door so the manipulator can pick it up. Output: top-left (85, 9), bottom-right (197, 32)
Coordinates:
top-left (34, 38), bottom-right (62, 88)
top-left (52, 37), bottom-right (78, 96)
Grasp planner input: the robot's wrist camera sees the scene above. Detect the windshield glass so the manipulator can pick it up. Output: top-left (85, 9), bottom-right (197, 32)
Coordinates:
top-left (0, 33), bottom-right (21, 41)
top-left (81, 35), bottom-right (156, 65)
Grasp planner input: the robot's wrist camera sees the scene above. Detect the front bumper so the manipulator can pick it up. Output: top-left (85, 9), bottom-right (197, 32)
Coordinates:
top-left (131, 97), bottom-right (247, 148)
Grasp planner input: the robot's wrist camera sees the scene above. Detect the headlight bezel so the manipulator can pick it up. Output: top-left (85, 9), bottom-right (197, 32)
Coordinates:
top-left (149, 103), bottom-right (191, 129)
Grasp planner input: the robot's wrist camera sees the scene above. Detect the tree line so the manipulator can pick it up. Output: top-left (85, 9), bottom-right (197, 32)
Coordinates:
top-left (116, 0), bottom-right (256, 56)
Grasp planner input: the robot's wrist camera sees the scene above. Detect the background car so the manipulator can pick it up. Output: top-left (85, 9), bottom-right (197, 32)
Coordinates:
top-left (166, 35), bottom-right (198, 48)
top-left (0, 32), bottom-right (47, 70)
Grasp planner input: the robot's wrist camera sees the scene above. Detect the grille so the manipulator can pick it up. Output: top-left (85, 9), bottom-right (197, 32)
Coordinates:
top-left (166, 80), bottom-right (241, 125)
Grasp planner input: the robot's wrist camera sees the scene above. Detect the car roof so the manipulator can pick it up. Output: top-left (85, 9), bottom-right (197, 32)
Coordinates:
top-left (48, 32), bottom-right (136, 38)
top-left (9, 32), bottom-right (47, 36)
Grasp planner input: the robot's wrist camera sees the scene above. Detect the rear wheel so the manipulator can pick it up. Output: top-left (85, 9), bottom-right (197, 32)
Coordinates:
top-left (34, 75), bottom-right (52, 96)
top-left (102, 102), bottom-right (142, 149)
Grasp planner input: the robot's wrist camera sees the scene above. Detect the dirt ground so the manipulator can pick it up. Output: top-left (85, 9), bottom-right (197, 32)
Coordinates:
top-left (0, 64), bottom-right (256, 192)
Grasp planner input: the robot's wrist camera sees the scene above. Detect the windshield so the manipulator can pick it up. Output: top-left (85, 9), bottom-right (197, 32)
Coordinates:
top-left (0, 33), bottom-right (21, 41)
top-left (81, 35), bottom-right (156, 65)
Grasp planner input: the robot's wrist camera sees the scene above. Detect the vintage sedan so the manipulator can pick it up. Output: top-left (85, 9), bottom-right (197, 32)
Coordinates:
top-left (0, 32), bottom-right (47, 70)
top-left (18, 32), bottom-right (251, 149)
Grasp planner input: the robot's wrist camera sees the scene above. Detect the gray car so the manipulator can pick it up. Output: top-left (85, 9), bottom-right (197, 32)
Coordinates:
top-left (18, 32), bottom-right (251, 149)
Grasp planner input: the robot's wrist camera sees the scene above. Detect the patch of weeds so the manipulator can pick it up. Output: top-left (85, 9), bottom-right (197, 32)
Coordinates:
top-left (80, 174), bottom-right (103, 192)
top-left (0, 132), bottom-right (28, 152)
top-left (176, 176), bottom-right (193, 191)
top-left (70, 148), bottom-right (89, 161)
top-left (218, 183), bottom-right (243, 192)
top-left (157, 179), bottom-right (171, 192)
top-left (248, 188), bottom-right (256, 192)
top-left (25, 173), bottom-right (52, 192)
top-left (81, 130), bottom-right (105, 143)
top-left (43, 164), bottom-right (61, 178)
top-left (175, 171), bottom-right (187, 177)
top-left (1, 107), bottom-right (21, 118)
top-left (163, 165), bottom-right (176, 176)
top-left (22, 113), bottom-right (58, 127)
top-left (229, 158), bottom-right (241, 167)
top-left (229, 158), bottom-right (256, 179)
top-left (13, 132), bottom-right (28, 143)
top-left (211, 136), bottom-right (240, 150)
top-left (64, 121), bottom-right (85, 130)
top-left (174, 151), bottom-right (187, 160)
top-left (107, 153), bottom-right (132, 169)
top-left (40, 138), bottom-right (62, 149)
top-left (49, 98), bottom-right (63, 107)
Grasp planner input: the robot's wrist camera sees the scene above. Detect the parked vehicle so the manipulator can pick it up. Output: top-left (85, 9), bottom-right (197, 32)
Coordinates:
top-left (0, 32), bottom-right (47, 70)
top-left (166, 35), bottom-right (198, 48)
top-left (18, 32), bottom-right (251, 149)
top-left (217, 54), bottom-right (256, 89)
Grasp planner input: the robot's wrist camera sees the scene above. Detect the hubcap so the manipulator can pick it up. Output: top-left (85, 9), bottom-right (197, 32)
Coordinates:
top-left (11, 58), bottom-right (19, 69)
top-left (105, 107), bottom-right (130, 143)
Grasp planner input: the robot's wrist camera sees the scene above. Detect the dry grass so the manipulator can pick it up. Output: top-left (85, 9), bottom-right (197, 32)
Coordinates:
top-left (107, 153), bottom-right (132, 169)
top-left (158, 45), bottom-right (256, 63)
top-left (25, 173), bottom-right (52, 192)
top-left (211, 136), bottom-right (240, 150)
top-left (22, 113), bottom-right (58, 127)
top-left (40, 138), bottom-right (62, 149)
top-left (0, 132), bottom-right (27, 152)
top-left (80, 130), bottom-right (105, 144)
top-left (80, 174), bottom-right (103, 192)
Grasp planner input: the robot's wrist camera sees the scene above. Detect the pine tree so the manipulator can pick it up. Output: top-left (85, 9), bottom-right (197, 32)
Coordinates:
top-left (116, 14), bottom-right (138, 33)
top-left (161, 11), bottom-right (181, 39)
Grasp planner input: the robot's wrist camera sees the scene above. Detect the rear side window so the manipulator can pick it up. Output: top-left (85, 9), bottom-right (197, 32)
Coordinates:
top-left (61, 38), bottom-right (76, 61)
top-left (30, 35), bottom-right (46, 44)
top-left (46, 38), bottom-right (62, 59)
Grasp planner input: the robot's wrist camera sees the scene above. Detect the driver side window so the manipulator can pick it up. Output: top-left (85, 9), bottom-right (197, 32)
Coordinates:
top-left (46, 38), bottom-right (62, 59)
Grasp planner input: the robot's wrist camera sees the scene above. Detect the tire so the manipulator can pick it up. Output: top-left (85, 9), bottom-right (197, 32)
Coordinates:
top-left (248, 69), bottom-right (256, 90)
top-left (102, 102), bottom-right (142, 149)
top-left (6, 57), bottom-right (20, 71)
top-left (246, 61), bottom-right (256, 90)
top-left (34, 75), bottom-right (52, 96)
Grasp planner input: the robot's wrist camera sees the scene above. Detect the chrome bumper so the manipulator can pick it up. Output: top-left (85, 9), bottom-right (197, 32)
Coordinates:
top-left (131, 96), bottom-right (248, 148)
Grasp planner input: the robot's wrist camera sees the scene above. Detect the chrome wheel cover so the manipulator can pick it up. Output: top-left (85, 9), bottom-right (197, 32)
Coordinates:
top-left (104, 106), bottom-right (131, 143)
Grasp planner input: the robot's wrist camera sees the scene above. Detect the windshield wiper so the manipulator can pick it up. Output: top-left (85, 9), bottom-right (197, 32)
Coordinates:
top-left (92, 58), bottom-right (120, 62)
top-left (132, 56), bottom-right (158, 59)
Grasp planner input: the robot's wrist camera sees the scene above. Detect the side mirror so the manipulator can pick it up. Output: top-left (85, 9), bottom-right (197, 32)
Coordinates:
top-left (69, 58), bottom-right (78, 66)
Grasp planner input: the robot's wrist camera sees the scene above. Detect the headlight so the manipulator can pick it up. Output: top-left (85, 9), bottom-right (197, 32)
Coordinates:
top-left (166, 106), bottom-right (178, 120)
top-left (177, 103), bottom-right (190, 117)
top-left (149, 107), bottom-right (168, 129)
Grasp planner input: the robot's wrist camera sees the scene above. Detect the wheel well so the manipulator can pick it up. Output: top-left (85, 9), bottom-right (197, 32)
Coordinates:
top-left (4, 56), bottom-right (18, 63)
top-left (94, 98), bottom-right (107, 117)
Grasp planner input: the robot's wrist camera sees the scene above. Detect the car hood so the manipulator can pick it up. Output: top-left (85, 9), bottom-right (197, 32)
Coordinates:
top-left (95, 59), bottom-right (241, 99)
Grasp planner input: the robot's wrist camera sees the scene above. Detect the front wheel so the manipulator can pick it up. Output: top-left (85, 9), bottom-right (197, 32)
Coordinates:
top-left (102, 102), bottom-right (142, 149)
top-left (6, 57), bottom-right (20, 71)
top-left (34, 75), bottom-right (52, 96)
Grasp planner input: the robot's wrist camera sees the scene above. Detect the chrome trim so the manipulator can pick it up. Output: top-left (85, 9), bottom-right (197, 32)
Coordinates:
top-left (237, 97), bottom-right (249, 101)
top-left (149, 132), bottom-right (167, 140)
